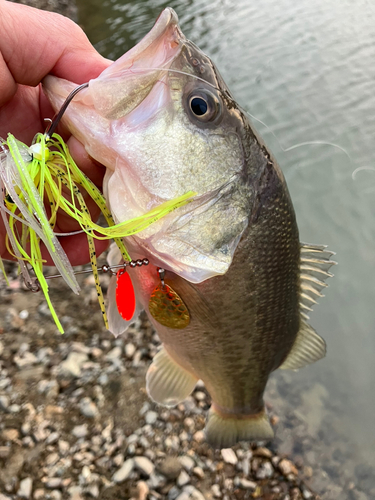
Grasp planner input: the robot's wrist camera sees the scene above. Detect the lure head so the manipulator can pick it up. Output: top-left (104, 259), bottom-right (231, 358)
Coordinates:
top-left (44, 8), bottom-right (258, 282)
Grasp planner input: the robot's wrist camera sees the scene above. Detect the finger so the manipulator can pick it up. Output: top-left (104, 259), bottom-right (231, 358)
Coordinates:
top-left (40, 232), bottom-right (109, 267)
top-left (67, 135), bottom-right (106, 189)
top-left (0, 0), bottom-right (111, 107)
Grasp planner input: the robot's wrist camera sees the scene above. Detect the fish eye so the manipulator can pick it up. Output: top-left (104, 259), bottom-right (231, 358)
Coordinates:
top-left (190, 97), bottom-right (208, 116)
top-left (186, 89), bottom-right (221, 123)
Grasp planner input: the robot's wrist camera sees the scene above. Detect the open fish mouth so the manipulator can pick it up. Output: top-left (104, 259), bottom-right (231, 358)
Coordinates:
top-left (87, 8), bottom-right (183, 120)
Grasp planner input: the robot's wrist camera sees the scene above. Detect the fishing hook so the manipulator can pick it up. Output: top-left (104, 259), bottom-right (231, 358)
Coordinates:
top-left (45, 82), bottom-right (89, 139)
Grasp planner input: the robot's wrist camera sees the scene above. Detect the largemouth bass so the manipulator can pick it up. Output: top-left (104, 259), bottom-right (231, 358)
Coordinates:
top-left (44, 8), bottom-right (335, 448)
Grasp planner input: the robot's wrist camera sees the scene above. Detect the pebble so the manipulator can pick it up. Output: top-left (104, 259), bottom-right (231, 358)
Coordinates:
top-left (145, 410), bottom-right (158, 425)
top-left (60, 352), bottom-right (88, 377)
top-left (106, 346), bottom-right (122, 360)
top-left (79, 397), bottom-right (99, 418)
top-left (17, 477), bottom-right (33, 499)
top-left (255, 461), bottom-right (274, 479)
top-left (158, 457), bottom-right (182, 480)
top-left (238, 478), bottom-right (257, 490)
top-left (33, 490), bottom-right (45, 500)
top-left (211, 484), bottom-right (221, 498)
top-left (137, 481), bottom-right (149, 500)
top-left (192, 431), bottom-right (205, 443)
top-left (177, 470), bottom-right (190, 487)
top-left (2, 428), bottom-right (20, 441)
top-left (0, 446), bottom-right (10, 458)
top-left (0, 395), bottom-right (10, 411)
top-left (192, 466), bottom-right (204, 479)
top-left (72, 424), bottom-right (89, 438)
top-left (125, 343), bottom-right (136, 359)
top-left (221, 448), bottom-right (238, 465)
top-left (112, 459), bottom-right (134, 483)
top-left (279, 459), bottom-right (298, 476)
top-left (134, 456), bottom-right (155, 477)
top-left (178, 456), bottom-right (195, 472)
top-left (14, 351), bottom-right (37, 368)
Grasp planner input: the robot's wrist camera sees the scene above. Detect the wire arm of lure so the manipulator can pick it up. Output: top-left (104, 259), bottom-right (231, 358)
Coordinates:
top-left (45, 82), bottom-right (89, 139)
top-left (26, 258), bottom-right (150, 292)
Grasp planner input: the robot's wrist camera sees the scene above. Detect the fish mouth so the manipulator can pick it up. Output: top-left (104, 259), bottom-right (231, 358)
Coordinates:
top-left (87, 7), bottom-right (184, 120)
top-left (125, 7), bottom-right (181, 62)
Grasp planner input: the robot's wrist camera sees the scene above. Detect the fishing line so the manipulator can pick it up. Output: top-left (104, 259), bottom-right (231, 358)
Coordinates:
top-left (246, 110), bottom-right (354, 172)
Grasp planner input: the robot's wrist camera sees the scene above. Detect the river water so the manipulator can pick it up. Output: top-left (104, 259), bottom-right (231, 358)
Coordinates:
top-left (76, 0), bottom-right (375, 494)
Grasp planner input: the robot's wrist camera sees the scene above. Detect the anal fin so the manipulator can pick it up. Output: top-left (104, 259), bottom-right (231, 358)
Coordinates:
top-left (146, 347), bottom-right (197, 407)
top-left (279, 320), bottom-right (326, 370)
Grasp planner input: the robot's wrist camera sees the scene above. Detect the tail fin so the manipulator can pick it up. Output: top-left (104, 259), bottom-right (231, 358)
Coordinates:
top-left (205, 405), bottom-right (274, 448)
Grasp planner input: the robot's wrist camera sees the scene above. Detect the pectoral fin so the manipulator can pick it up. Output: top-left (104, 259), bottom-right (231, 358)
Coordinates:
top-left (146, 347), bottom-right (198, 407)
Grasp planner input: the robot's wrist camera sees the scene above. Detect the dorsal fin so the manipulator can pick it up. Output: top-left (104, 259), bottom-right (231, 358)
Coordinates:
top-left (299, 242), bottom-right (336, 320)
top-left (280, 242), bottom-right (336, 370)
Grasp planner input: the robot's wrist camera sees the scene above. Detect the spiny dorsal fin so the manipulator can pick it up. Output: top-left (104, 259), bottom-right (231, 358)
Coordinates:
top-left (299, 242), bottom-right (336, 319)
top-left (279, 320), bottom-right (326, 370)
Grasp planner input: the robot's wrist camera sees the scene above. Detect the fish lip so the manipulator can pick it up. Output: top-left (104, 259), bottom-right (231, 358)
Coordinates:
top-left (126, 7), bottom-right (181, 60)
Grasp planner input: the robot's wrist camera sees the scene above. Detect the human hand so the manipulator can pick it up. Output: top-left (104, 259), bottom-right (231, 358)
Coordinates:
top-left (0, 0), bottom-right (111, 265)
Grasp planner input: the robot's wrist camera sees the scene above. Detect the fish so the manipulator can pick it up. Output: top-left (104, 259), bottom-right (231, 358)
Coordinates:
top-left (43, 8), bottom-right (335, 448)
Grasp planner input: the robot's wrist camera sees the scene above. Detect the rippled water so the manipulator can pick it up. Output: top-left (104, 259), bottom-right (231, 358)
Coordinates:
top-left (76, 0), bottom-right (375, 486)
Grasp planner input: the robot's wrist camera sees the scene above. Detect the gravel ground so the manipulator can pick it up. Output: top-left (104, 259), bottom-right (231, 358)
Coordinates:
top-left (0, 261), bottom-right (371, 500)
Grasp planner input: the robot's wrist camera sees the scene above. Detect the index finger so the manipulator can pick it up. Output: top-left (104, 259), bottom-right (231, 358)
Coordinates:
top-left (0, 0), bottom-right (111, 106)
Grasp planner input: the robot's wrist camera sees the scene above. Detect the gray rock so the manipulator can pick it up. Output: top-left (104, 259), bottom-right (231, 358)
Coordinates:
top-left (112, 459), bottom-right (134, 483)
top-left (134, 456), bottom-right (155, 477)
top-left (17, 477), bottom-right (33, 499)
